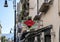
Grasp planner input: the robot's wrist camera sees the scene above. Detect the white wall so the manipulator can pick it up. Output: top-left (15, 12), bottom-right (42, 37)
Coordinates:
top-left (29, 0), bottom-right (37, 19)
top-left (39, 0), bottom-right (59, 42)
top-left (58, 0), bottom-right (60, 12)
top-left (58, 0), bottom-right (60, 26)
top-left (17, 1), bottom-right (22, 15)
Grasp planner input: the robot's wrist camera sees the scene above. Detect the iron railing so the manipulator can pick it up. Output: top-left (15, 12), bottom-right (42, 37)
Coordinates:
top-left (21, 25), bottom-right (52, 42)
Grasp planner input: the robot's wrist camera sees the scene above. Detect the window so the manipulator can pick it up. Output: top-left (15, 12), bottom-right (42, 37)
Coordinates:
top-left (45, 35), bottom-right (51, 42)
top-left (44, 29), bottom-right (51, 42)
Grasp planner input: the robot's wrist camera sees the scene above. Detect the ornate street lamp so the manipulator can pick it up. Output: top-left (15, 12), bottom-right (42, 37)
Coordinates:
top-left (13, 0), bottom-right (16, 42)
top-left (4, 0), bottom-right (16, 42)
top-left (4, 0), bottom-right (8, 7)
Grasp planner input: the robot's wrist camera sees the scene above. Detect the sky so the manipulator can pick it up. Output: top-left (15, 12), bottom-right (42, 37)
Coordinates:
top-left (0, 0), bottom-right (20, 34)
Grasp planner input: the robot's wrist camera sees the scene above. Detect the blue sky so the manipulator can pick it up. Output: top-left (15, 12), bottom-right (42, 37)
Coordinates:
top-left (0, 0), bottom-right (20, 34)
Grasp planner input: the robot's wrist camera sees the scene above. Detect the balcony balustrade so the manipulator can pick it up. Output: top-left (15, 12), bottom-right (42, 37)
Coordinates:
top-left (39, 0), bottom-right (53, 13)
top-left (39, 3), bottom-right (50, 12)
top-left (21, 25), bottom-right (52, 42)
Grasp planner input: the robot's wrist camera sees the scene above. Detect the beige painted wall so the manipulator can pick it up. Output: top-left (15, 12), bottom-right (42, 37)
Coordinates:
top-left (58, 0), bottom-right (60, 27)
top-left (39, 0), bottom-right (59, 42)
top-left (17, 2), bottom-right (20, 14)
top-left (58, 0), bottom-right (60, 12)
top-left (19, 2), bottom-right (22, 13)
top-left (29, 0), bottom-right (37, 19)
top-left (17, 0), bottom-right (22, 15)
top-left (38, 0), bottom-right (44, 9)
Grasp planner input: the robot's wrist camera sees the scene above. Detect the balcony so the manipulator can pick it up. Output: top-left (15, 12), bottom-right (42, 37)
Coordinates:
top-left (20, 25), bottom-right (52, 42)
top-left (39, 2), bottom-right (50, 12)
top-left (39, 0), bottom-right (54, 12)
top-left (22, 10), bottom-right (29, 17)
top-left (33, 14), bottom-right (43, 21)
top-left (20, 10), bottom-right (29, 20)
top-left (24, 11), bottom-right (29, 17)
top-left (26, 3), bottom-right (29, 10)
top-left (22, 2), bottom-right (29, 10)
top-left (20, 0), bottom-right (24, 3)
top-left (33, 14), bottom-right (40, 20)
top-left (21, 0), bottom-right (26, 4)
top-left (26, 0), bottom-right (29, 3)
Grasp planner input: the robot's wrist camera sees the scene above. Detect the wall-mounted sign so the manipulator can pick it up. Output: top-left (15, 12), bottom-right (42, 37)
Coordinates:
top-left (24, 20), bottom-right (35, 28)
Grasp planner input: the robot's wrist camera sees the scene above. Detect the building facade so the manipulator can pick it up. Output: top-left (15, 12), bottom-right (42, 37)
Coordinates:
top-left (17, 0), bottom-right (60, 42)
top-left (33, 0), bottom-right (59, 42)
top-left (17, 0), bottom-right (30, 31)
top-left (29, 0), bottom-right (37, 19)
top-left (38, 0), bottom-right (59, 42)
